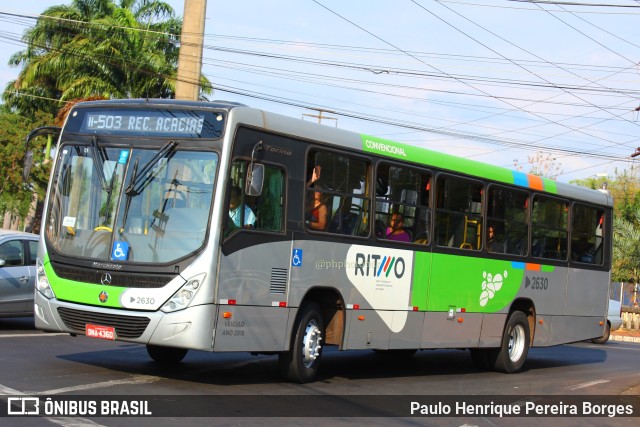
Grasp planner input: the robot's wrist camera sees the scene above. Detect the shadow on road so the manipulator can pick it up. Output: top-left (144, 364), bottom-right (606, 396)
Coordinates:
top-left (0, 316), bottom-right (35, 331)
top-left (54, 342), bottom-right (608, 386)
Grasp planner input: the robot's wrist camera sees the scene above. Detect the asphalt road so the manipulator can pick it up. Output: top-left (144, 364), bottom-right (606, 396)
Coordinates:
top-left (0, 317), bottom-right (639, 427)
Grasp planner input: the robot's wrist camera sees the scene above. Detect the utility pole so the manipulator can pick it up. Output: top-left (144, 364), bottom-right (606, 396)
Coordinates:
top-left (175, 0), bottom-right (207, 100)
top-left (302, 109), bottom-right (338, 127)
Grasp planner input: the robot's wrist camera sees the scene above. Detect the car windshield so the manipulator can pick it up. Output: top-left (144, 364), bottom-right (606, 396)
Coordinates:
top-left (45, 142), bottom-right (217, 263)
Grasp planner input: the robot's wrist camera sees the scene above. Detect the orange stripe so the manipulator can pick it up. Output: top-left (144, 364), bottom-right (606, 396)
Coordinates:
top-left (526, 263), bottom-right (541, 271)
top-left (528, 174), bottom-right (544, 191)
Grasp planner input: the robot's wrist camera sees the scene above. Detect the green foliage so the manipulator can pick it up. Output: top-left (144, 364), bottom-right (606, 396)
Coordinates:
top-left (3, 0), bottom-right (212, 114)
top-left (611, 212), bottom-right (640, 283)
top-left (0, 110), bottom-right (55, 218)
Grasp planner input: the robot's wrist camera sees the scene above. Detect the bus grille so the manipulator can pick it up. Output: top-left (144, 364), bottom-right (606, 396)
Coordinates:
top-left (51, 262), bottom-right (175, 288)
top-left (57, 307), bottom-right (151, 338)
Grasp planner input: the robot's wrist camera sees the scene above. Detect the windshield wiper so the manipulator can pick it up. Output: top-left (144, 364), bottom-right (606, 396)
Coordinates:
top-left (125, 141), bottom-right (177, 196)
top-left (89, 136), bottom-right (111, 192)
top-left (119, 158), bottom-right (139, 234)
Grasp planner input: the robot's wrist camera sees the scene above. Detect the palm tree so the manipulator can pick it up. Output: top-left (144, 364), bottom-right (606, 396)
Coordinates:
top-left (611, 212), bottom-right (640, 285)
top-left (4, 0), bottom-right (211, 114)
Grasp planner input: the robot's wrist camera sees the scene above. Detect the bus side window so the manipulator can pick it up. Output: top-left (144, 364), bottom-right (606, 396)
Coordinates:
top-left (531, 196), bottom-right (568, 261)
top-left (375, 163), bottom-right (431, 245)
top-left (487, 186), bottom-right (528, 256)
top-left (572, 204), bottom-right (604, 266)
top-left (226, 160), bottom-right (285, 234)
top-left (306, 150), bottom-right (370, 236)
top-left (435, 174), bottom-right (483, 250)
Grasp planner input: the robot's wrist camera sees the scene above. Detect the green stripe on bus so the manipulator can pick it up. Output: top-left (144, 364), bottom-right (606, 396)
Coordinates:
top-left (424, 253), bottom-right (523, 313)
top-left (361, 134), bottom-right (559, 193)
top-left (43, 254), bottom-right (125, 308)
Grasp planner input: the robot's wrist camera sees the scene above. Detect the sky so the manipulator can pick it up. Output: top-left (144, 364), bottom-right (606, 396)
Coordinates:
top-left (1, 0), bottom-right (640, 183)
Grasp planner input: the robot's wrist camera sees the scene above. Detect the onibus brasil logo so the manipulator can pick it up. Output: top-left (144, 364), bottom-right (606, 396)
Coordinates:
top-left (479, 270), bottom-right (508, 306)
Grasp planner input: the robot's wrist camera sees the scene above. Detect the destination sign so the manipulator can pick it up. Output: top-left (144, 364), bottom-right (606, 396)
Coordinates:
top-left (73, 108), bottom-right (225, 138)
top-left (86, 113), bottom-right (205, 134)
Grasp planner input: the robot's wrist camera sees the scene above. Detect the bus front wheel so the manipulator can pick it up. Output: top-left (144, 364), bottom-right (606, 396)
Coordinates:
top-left (146, 344), bottom-right (188, 364)
top-left (279, 302), bottom-right (324, 383)
top-left (493, 311), bottom-right (530, 373)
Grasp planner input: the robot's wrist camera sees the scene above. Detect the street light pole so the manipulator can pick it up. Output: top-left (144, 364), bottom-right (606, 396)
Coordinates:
top-left (175, 0), bottom-right (207, 100)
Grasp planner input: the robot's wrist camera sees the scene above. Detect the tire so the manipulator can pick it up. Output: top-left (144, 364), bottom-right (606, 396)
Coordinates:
top-left (493, 311), bottom-right (530, 373)
top-left (591, 322), bottom-right (611, 344)
top-left (146, 344), bottom-right (188, 364)
top-left (279, 302), bottom-right (324, 383)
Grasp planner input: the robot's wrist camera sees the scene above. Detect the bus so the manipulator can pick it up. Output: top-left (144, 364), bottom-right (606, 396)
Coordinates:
top-left (30, 99), bottom-right (612, 383)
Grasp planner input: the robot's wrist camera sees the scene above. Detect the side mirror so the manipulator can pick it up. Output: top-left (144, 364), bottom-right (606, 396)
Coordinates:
top-left (22, 150), bottom-right (34, 183)
top-left (245, 163), bottom-right (264, 196)
top-left (22, 126), bottom-right (62, 183)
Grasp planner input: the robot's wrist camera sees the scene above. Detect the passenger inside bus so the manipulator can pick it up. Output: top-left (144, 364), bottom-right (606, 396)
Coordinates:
top-left (487, 224), bottom-right (505, 253)
top-left (386, 212), bottom-right (411, 242)
top-left (306, 165), bottom-right (328, 231)
top-left (229, 185), bottom-right (256, 228)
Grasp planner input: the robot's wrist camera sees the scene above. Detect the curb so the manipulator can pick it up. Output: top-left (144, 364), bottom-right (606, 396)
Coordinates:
top-left (610, 334), bottom-right (640, 343)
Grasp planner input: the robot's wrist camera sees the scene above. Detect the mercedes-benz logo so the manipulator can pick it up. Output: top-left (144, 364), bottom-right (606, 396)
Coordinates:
top-left (100, 273), bottom-right (112, 285)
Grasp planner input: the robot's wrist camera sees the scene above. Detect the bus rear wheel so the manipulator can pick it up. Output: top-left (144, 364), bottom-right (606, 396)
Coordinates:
top-left (591, 322), bottom-right (610, 344)
top-left (279, 302), bottom-right (324, 383)
top-left (493, 311), bottom-right (530, 373)
top-left (146, 344), bottom-right (188, 364)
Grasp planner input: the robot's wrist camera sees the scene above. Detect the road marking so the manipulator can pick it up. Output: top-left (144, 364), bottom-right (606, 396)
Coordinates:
top-left (0, 333), bottom-right (68, 338)
top-left (0, 383), bottom-right (105, 427)
top-left (35, 375), bottom-right (161, 395)
top-left (569, 379), bottom-right (610, 390)
top-left (585, 343), bottom-right (640, 352)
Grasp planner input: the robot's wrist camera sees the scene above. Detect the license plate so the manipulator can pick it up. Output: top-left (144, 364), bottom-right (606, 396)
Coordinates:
top-left (86, 324), bottom-right (116, 340)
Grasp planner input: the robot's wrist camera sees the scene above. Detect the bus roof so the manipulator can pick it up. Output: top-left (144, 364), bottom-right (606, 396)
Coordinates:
top-left (232, 105), bottom-right (613, 208)
top-left (70, 99), bottom-right (613, 207)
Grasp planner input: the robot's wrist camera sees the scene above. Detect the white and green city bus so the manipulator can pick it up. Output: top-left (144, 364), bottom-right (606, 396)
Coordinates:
top-left (30, 99), bottom-right (612, 382)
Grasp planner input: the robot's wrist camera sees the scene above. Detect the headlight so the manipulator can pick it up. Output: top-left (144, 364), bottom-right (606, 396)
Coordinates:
top-left (36, 259), bottom-right (55, 299)
top-left (161, 273), bottom-right (205, 313)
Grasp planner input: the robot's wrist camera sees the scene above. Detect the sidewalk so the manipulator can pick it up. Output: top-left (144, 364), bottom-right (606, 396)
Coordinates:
top-left (610, 328), bottom-right (640, 343)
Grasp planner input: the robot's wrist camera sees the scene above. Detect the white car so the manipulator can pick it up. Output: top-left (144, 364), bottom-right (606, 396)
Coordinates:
top-left (591, 298), bottom-right (623, 344)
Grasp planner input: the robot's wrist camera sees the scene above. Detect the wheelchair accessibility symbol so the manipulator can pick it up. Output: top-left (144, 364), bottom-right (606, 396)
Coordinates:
top-left (111, 241), bottom-right (129, 261)
top-left (292, 248), bottom-right (302, 267)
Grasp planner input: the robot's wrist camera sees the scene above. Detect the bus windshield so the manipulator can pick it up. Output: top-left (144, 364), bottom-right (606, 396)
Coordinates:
top-left (45, 141), bottom-right (217, 263)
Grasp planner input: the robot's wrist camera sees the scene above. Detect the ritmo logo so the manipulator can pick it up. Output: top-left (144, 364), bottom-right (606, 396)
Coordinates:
top-left (354, 253), bottom-right (406, 278)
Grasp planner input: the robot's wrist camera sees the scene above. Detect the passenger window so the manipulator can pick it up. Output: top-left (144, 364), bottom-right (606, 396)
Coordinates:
top-left (572, 204), bottom-right (604, 265)
top-left (28, 240), bottom-right (38, 265)
top-left (306, 150), bottom-right (370, 236)
top-left (435, 175), bottom-right (483, 250)
top-left (225, 161), bottom-right (285, 234)
top-left (487, 186), bottom-right (529, 256)
top-left (0, 240), bottom-right (24, 267)
top-left (375, 163), bottom-right (431, 244)
top-left (531, 196), bottom-right (568, 260)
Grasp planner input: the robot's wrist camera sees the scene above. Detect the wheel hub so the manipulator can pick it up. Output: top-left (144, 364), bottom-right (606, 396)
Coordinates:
top-left (302, 320), bottom-right (323, 368)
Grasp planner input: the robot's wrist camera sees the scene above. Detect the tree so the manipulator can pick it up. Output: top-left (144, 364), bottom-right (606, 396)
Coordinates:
top-left (513, 151), bottom-right (563, 180)
top-left (0, 110), bottom-right (54, 228)
top-left (611, 212), bottom-right (640, 284)
top-left (3, 0), bottom-right (211, 114)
